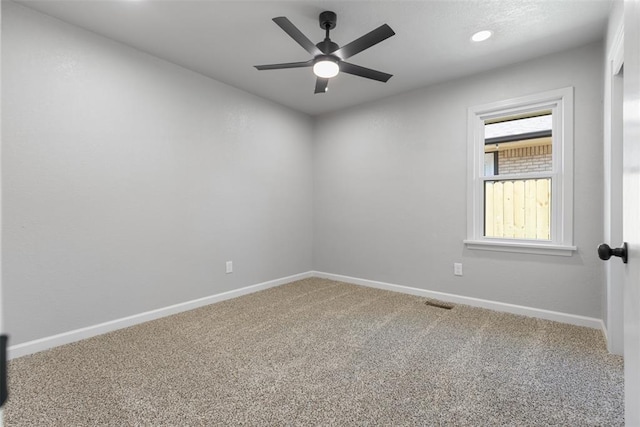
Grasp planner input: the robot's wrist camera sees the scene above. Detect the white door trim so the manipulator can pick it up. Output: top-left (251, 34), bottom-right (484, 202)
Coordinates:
top-left (604, 19), bottom-right (625, 355)
top-left (622, 0), bottom-right (640, 423)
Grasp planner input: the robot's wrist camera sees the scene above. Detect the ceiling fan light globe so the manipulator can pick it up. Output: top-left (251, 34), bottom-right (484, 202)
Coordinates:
top-left (313, 60), bottom-right (339, 78)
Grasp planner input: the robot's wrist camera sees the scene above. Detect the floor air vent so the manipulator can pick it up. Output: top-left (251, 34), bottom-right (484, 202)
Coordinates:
top-left (425, 300), bottom-right (454, 310)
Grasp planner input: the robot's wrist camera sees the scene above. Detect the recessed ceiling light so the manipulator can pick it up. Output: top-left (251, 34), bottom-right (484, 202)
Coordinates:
top-left (471, 30), bottom-right (493, 42)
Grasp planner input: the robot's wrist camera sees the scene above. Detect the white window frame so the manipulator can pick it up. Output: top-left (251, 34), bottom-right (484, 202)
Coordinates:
top-left (464, 87), bottom-right (576, 256)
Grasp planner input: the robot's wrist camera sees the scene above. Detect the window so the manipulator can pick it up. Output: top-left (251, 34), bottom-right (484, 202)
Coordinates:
top-left (465, 87), bottom-right (576, 256)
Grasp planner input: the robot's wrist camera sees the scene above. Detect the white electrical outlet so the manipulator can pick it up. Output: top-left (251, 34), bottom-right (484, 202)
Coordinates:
top-left (454, 263), bottom-right (463, 276)
top-left (226, 261), bottom-right (233, 274)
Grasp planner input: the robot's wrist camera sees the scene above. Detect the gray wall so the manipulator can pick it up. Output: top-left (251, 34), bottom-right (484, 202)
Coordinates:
top-left (3, 1), bottom-right (608, 347)
top-left (313, 42), bottom-right (605, 318)
top-left (2, 2), bottom-right (314, 345)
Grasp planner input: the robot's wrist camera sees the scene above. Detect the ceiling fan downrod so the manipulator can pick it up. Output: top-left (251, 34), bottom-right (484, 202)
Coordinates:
top-left (318, 11), bottom-right (339, 55)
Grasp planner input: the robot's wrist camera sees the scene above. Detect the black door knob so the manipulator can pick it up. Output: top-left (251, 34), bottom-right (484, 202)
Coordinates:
top-left (598, 243), bottom-right (628, 263)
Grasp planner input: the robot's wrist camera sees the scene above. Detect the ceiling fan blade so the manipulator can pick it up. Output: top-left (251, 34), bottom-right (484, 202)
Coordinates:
top-left (314, 78), bottom-right (329, 94)
top-left (333, 24), bottom-right (395, 60)
top-left (255, 60), bottom-right (313, 70)
top-left (340, 62), bottom-right (392, 82)
top-left (273, 17), bottom-right (323, 57)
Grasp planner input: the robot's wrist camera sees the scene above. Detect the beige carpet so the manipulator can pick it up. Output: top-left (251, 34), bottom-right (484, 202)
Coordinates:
top-left (5, 278), bottom-right (624, 426)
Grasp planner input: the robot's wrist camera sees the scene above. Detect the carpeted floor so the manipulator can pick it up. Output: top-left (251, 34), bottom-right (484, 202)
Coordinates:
top-left (5, 278), bottom-right (624, 426)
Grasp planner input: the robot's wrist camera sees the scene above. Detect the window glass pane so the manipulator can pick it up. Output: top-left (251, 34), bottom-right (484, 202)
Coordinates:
top-left (484, 178), bottom-right (551, 240)
top-left (484, 112), bottom-right (552, 176)
top-left (485, 114), bottom-right (552, 138)
top-left (484, 153), bottom-right (496, 176)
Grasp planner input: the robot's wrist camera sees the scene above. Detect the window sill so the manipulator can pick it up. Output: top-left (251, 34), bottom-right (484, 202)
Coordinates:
top-left (463, 239), bottom-right (577, 256)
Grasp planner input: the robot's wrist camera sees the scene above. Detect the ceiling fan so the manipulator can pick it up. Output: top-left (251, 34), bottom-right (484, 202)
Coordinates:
top-left (254, 11), bottom-right (395, 94)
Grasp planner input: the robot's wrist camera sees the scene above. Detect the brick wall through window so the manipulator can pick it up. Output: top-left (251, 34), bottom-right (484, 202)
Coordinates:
top-left (498, 145), bottom-right (552, 174)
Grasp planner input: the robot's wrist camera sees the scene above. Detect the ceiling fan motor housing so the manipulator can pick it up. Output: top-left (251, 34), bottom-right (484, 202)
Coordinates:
top-left (317, 40), bottom-right (339, 55)
top-left (319, 11), bottom-right (337, 30)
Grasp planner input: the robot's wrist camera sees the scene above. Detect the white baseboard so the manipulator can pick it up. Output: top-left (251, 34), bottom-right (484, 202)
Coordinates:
top-left (8, 271), bottom-right (314, 359)
top-left (602, 323), bottom-right (610, 348)
top-left (312, 271), bottom-right (605, 330)
top-left (10, 270), bottom-right (606, 359)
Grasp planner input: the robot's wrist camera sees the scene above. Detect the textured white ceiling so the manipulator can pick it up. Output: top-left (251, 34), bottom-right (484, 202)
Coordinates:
top-left (15, 0), bottom-right (612, 116)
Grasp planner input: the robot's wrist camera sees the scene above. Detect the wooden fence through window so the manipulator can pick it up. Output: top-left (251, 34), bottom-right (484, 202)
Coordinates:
top-left (484, 179), bottom-right (551, 240)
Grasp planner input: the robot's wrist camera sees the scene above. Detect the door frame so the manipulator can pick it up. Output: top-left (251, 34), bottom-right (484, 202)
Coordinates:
top-left (605, 20), bottom-right (625, 356)
top-left (622, 0), bottom-right (640, 423)
top-left (1, 1), bottom-right (5, 423)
